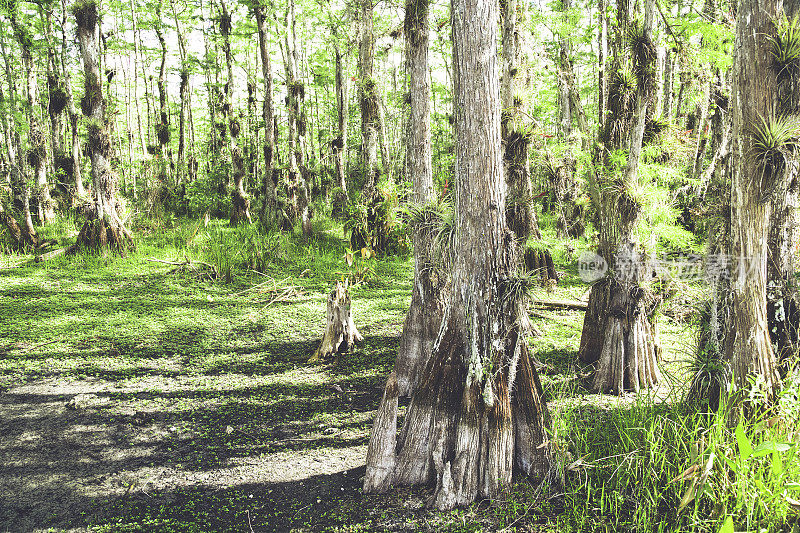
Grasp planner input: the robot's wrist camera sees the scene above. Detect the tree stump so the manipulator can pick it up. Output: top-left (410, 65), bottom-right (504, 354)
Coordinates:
top-left (309, 281), bottom-right (362, 363)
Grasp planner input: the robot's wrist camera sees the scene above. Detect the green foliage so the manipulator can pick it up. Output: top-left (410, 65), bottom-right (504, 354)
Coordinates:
top-left (343, 182), bottom-right (410, 256)
top-left (184, 163), bottom-right (232, 218)
top-left (768, 13), bottom-right (800, 76)
top-left (201, 223), bottom-right (289, 282)
top-left (687, 299), bottom-right (730, 411)
top-left (547, 380), bottom-right (800, 533)
top-left (748, 113), bottom-right (800, 174)
top-left (672, 12), bottom-right (734, 71)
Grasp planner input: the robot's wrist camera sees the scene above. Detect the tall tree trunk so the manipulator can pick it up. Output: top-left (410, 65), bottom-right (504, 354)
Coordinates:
top-left (723, 0), bottom-right (781, 400)
top-left (391, 0), bottom-right (443, 399)
top-left (358, 0), bottom-right (380, 196)
top-left (43, 8), bottom-right (63, 181)
top-left (0, 79), bottom-right (35, 248)
top-left (170, 0), bottom-right (192, 185)
top-left (330, 38), bottom-right (349, 217)
top-left (365, 0), bottom-right (550, 508)
top-left (70, 1), bottom-right (133, 252)
top-left (255, 3), bottom-right (277, 226)
top-left (352, 0), bottom-right (389, 251)
top-left (62, 0), bottom-right (84, 201)
top-left (220, 0), bottom-right (251, 225)
top-left (550, 0), bottom-right (587, 240)
top-left (766, 2), bottom-right (800, 367)
top-left (284, 0), bottom-right (311, 235)
top-left (598, 0), bottom-right (608, 132)
top-left (11, 13), bottom-right (55, 225)
top-left (154, 1), bottom-right (172, 186)
top-left (129, 0), bottom-right (147, 169)
top-left (504, 0), bottom-right (559, 283)
top-left (579, 0), bottom-right (662, 394)
top-left (0, 23), bottom-right (35, 247)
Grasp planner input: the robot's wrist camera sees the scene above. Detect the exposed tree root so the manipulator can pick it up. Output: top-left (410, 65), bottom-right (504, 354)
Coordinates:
top-left (67, 212), bottom-right (133, 256)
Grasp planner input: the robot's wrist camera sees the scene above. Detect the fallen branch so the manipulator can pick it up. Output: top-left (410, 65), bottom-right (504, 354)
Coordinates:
top-left (146, 257), bottom-right (216, 269)
top-left (284, 429), bottom-right (345, 442)
top-left (231, 275), bottom-right (307, 307)
top-left (146, 257), bottom-right (218, 280)
top-left (34, 247), bottom-right (67, 263)
top-left (532, 299), bottom-right (588, 311)
top-left (232, 276), bottom-right (291, 297)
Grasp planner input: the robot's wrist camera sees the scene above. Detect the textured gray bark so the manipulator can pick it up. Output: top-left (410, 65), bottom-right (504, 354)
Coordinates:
top-left (393, 0), bottom-right (442, 398)
top-left (579, 0), bottom-right (661, 393)
top-left (365, 0), bottom-right (550, 508)
top-left (724, 0), bottom-right (781, 398)
top-left (70, 1), bottom-right (132, 252)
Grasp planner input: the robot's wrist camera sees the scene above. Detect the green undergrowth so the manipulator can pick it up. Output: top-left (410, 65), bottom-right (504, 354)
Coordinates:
top-left (0, 215), bottom-right (797, 533)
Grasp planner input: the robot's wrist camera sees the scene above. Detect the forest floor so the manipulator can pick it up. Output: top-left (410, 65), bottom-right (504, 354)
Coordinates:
top-left (0, 219), bottom-right (699, 532)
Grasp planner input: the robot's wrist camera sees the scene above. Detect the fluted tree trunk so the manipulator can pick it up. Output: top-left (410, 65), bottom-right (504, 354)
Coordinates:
top-left (578, 0), bottom-right (662, 394)
top-left (723, 0), bottom-right (783, 398)
top-left (392, 0), bottom-right (443, 397)
top-left (365, 0), bottom-right (550, 508)
top-left (70, 1), bottom-right (132, 252)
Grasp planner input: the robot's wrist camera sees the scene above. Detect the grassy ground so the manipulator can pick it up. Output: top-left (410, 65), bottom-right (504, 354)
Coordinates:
top-left (0, 217), bottom-right (798, 532)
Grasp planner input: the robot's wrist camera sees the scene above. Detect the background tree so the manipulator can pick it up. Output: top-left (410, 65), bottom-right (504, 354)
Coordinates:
top-left (70, 0), bottom-right (132, 251)
top-left (578, 0), bottom-right (662, 394)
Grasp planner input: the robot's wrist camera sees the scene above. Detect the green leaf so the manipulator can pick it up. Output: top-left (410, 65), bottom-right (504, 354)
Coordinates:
top-left (723, 455), bottom-right (738, 474)
top-left (736, 420), bottom-right (752, 461)
top-left (751, 441), bottom-right (793, 458)
top-left (718, 516), bottom-right (733, 533)
top-left (772, 450), bottom-right (784, 479)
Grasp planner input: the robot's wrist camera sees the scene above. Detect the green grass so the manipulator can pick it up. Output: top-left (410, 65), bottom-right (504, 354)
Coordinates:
top-left (0, 215), bottom-right (798, 533)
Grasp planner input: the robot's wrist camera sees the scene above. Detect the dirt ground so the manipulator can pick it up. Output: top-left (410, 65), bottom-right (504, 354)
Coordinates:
top-left (0, 375), bottom-right (385, 532)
